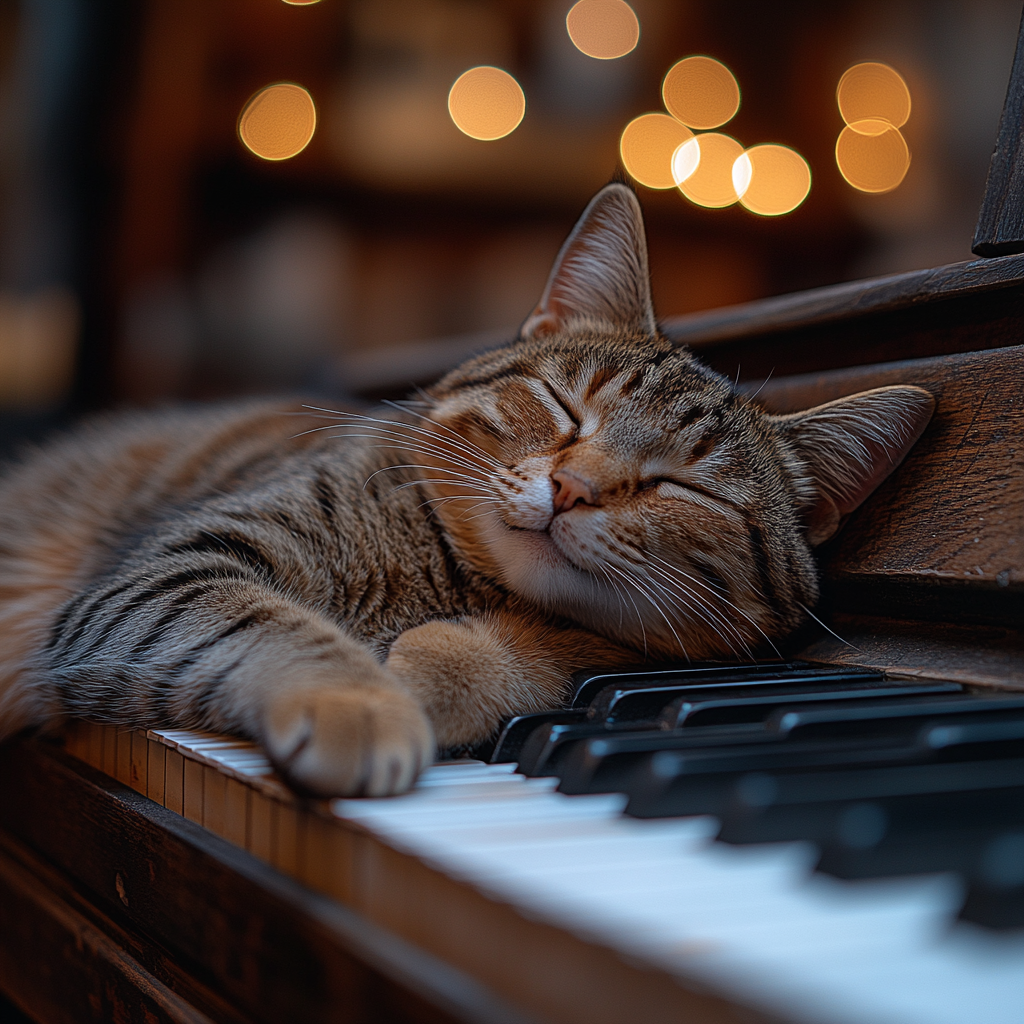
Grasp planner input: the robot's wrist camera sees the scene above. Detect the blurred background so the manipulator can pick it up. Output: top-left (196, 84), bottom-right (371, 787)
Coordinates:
top-left (0, 0), bottom-right (1019, 455)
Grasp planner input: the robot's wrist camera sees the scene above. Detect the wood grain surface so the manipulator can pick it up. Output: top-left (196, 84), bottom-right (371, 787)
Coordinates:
top-left (0, 742), bottom-right (533, 1024)
top-left (342, 255), bottom-right (1024, 398)
top-left (662, 252), bottom-right (1024, 347)
top-left (973, 7), bottom-right (1024, 257)
top-left (797, 614), bottom-right (1024, 690)
top-left (662, 255), bottom-right (1024, 380)
top-left (749, 346), bottom-right (1023, 633)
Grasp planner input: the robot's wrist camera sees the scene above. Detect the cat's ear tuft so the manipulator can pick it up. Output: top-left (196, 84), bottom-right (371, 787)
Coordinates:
top-left (775, 385), bottom-right (936, 546)
top-left (520, 183), bottom-right (656, 340)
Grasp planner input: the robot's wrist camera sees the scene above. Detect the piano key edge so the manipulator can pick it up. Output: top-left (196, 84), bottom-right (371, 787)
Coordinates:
top-left (41, 721), bottom-right (777, 1024)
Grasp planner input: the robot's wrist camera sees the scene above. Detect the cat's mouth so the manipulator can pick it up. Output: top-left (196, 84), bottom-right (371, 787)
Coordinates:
top-left (496, 515), bottom-right (595, 574)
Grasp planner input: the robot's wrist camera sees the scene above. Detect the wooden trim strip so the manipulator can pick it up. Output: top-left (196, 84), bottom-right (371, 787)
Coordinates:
top-left (0, 830), bottom-right (250, 1024)
top-left (0, 739), bottom-right (541, 1024)
top-left (661, 252), bottom-right (1024, 348)
top-left (973, 6), bottom-right (1024, 257)
top-left (30, 729), bottom-right (755, 1024)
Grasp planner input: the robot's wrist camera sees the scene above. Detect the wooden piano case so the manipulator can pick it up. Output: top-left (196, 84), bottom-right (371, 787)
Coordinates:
top-left (2, 14), bottom-right (1024, 1024)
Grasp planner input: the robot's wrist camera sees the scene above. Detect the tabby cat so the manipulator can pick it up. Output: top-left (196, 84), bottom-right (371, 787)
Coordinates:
top-left (0, 184), bottom-right (934, 797)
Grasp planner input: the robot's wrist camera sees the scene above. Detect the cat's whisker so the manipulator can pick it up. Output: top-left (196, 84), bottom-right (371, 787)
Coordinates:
top-left (642, 560), bottom-right (754, 660)
top-left (415, 493), bottom-right (494, 512)
top-left (387, 478), bottom-right (493, 496)
top-left (380, 400), bottom-right (505, 470)
top-left (602, 563), bottom-right (651, 658)
top-left (798, 603), bottom-right (861, 652)
top-left (319, 416), bottom-right (500, 475)
top-left (460, 506), bottom-right (502, 523)
top-left (596, 565), bottom-right (627, 633)
top-left (610, 562), bottom-right (688, 661)
top-left (362, 463), bottom-right (491, 491)
top-left (618, 552), bottom-right (747, 661)
top-left (320, 408), bottom-right (503, 472)
top-left (418, 495), bottom-right (500, 523)
top-left (327, 429), bottom-right (492, 477)
top-left (644, 557), bottom-right (758, 657)
top-left (327, 419), bottom-right (492, 464)
top-left (648, 552), bottom-right (781, 658)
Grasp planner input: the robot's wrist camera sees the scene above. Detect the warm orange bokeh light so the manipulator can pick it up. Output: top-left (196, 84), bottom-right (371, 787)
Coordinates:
top-left (620, 113), bottom-right (695, 189)
top-left (837, 62), bottom-right (911, 131)
top-left (671, 137), bottom-right (701, 186)
top-left (733, 144), bottom-right (811, 216)
top-left (677, 132), bottom-right (744, 208)
top-left (566, 0), bottom-right (639, 60)
top-left (448, 67), bottom-right (525, 141)
top-left (836, 121), bottom-right (910, 192)
top-left (662, 56), bottom-right (740, 131)
top-left (238, 83), bottom-right (317, 161)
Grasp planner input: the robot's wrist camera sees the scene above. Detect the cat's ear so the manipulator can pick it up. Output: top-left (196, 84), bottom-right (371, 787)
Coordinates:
top-left (520, 183), bottom-right (656, 339)
top-left (774, 385), bottom-right (935, 546)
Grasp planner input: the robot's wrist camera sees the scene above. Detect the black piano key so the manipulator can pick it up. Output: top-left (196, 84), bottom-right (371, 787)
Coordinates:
top-left (715, 758), bottom-right (1024, 845)
top-left (522, 685), bottom-right (950, 779)
top-left (569, 660), bottom-right (803, 709)
top-left (501, 671), bottom-right (818, 767)
top-left (553, 681), bottom-right (964, 792)
top-left (772, 693), bottom-right (1024, 742)
top-left (662, 680), bottom-right (960, 730)
top-left (922, 715), bottom-right (1024, 754)
top-left (958, 830), bottom-right (1024, 930)
top-left (619, 712), bottom-right (1024, 815)
top-left (591, 669), bottom-right (888, 725)
top-left (815, 788), bottom-right (1024, 880)
top-left (622, 739), bottom-right (921, 818)
top-left (488, 710), bottom-right (588, 764)
top-left (557, 728), bottom-right (792, 795)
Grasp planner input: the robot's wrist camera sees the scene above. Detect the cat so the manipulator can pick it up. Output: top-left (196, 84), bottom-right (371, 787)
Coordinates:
top-left (0, 184), bottom-right (934, 797)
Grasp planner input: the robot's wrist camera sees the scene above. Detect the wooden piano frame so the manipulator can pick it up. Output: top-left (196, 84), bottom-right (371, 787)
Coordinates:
top-left (2, 13), bottom-right (1023, 1024)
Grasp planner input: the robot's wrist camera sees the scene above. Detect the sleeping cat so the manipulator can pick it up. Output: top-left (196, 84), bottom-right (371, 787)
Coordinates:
top-left (0, 184), bottom-right (934, 797)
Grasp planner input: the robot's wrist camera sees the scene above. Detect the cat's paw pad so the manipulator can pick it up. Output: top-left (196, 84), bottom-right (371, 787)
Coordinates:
top-left (263, 687), bottom-right (434, 797)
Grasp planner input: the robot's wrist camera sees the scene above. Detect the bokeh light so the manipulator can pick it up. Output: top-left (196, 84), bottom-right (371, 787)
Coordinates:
top-left (662, 56), bottom-right (740, 130)
top-left (238, 83), bottom-right (317, 161)
top-left (620, 113), bottom-right (695, 189)
top-left (566, 0), bottom-right (640, 60)
top-left (280, 1), bottom-right (321, 5)
top-left (671, 137), bottom-right (701, 186)
top-left (733, 144), bottom-right (811, 216)
top-left (448, 66), bottom-right (525, 141)
top-left (836, 121), bottom-right (910, 193)
top-left (837, 62), bottom-right (911, 131)
top-left (677, 132), bottom-right (744, 208)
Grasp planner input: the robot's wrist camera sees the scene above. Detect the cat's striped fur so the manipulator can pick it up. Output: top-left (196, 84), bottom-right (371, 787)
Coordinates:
top-left (0, 185), bottom-right (935, 796)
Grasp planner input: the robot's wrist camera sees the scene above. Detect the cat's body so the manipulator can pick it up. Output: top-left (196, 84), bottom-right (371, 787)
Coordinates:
top-left (0, 185), bottom-right (935, 796)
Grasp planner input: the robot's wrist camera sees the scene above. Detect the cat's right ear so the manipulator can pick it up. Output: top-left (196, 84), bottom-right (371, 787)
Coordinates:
top-left (773, 385), bottom-right (936, 546)
top-left (520, 183), bottom-right (656, 340)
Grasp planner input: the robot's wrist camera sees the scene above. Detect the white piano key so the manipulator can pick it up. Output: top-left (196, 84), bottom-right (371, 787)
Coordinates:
top-left (332, 762), bottom-right (1024, 1024)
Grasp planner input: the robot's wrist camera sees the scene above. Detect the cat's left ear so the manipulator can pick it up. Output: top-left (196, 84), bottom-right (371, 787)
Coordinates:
top-left (520, 183), bottom-right (656, 339)
top-left (773, 385), bottom-right (936, 546)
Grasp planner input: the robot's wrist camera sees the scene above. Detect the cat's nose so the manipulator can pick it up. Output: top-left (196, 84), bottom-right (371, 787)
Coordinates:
top-left (551, 470), bottom-right (596, 515)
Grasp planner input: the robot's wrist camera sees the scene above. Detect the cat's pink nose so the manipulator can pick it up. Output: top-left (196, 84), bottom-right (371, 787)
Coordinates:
top-left (551, 470), bottom-right (596, 515)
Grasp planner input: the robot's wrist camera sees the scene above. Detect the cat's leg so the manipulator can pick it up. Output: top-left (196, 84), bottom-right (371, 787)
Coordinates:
top-left (42, 573), bottom-right (432, 796)
top-left (385, 609), bottom-right (636, 748)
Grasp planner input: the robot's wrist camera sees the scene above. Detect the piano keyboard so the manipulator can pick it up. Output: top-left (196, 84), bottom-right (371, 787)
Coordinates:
top-left (60, 661), bottom-right (1024, 1024)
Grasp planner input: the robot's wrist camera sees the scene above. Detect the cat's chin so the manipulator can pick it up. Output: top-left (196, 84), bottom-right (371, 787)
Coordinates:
top-left (480, 517), bottom-right (643, 645)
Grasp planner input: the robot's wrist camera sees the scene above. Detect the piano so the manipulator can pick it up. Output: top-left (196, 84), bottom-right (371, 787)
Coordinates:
top-left (2, 18), bottom-right (1024, 1024)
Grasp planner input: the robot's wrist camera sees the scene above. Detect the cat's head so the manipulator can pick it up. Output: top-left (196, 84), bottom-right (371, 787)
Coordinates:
top-left (418, 184), bottom-right (934, 659)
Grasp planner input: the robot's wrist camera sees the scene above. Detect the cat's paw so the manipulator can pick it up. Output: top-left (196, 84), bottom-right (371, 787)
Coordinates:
top-left (385, 618), bottom-right (511, 747)
top-left (263, 686), bottom-right (434, 797)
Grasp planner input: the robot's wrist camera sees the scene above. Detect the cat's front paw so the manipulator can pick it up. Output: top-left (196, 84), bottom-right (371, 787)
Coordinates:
top-left (263, 686), bottom-right (434, 797)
